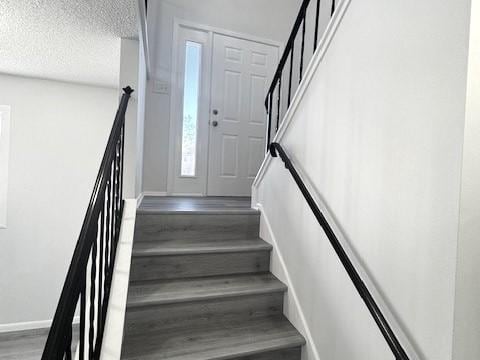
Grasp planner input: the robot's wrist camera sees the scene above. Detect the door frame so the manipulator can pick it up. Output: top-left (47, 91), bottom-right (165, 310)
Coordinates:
top-left (167, 18), bottom-right (282, 196)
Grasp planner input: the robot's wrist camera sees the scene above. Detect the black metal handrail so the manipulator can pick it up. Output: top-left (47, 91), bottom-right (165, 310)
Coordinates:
top-left (265, 0), bottom-right (337, 150)
top-left (269, 142), bottom-right (410, 360)
top-left (42, 86), bottom-right (134, 360)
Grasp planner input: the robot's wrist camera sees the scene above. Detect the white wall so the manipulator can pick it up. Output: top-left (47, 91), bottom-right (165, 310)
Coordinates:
top-left (452, 0), bottom-right (480, 358)
top-left (0, 106), bottom-right (10, 228)
top-left (142, 0), bottom-right (305, 193)
top-left (119, 39), bottom-right (140, 199)
top-left (253, 0), bottom-right (472, 359)
top-left (119, 37), bottom-right (147, 201)
top-left (136, 39), bottom-right (147, 199)
top-left (0, 74), bottom-right (118, 326)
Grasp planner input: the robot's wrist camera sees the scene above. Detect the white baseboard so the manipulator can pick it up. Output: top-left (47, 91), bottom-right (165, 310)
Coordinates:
top-left (142, 191), bottom-right (168, 197)
top-left (256, 204), bottom-right (321, 360)
top-left (0, 316), bottom-right (80, 333)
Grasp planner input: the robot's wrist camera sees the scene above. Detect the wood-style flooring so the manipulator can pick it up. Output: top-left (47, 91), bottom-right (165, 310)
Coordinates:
top-left (0, 328), bottom-right (49, 360)
top-left (121, 197), bottom-right (304, 359)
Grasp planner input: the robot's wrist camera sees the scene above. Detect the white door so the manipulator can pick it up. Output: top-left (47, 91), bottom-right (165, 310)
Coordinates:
top-left (207, 34), bottom-right (278, 196)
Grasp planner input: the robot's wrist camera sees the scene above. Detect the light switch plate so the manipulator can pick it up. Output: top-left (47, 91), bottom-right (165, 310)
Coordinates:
top-left (153, 80), bottom-right (170, 94)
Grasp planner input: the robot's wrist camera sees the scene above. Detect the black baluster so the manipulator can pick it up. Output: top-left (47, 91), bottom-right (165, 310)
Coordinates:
top-left (120, 124), bottom-right (125, 208)
top-left (88, 225), bottom-right (98, 358)
top-left (110, 159), bottom-right (116, 273)
top-left (97, 205), bottom-right (104, 347)
top-left (115, 142), bottom-right (121, 237)
top-left (266, 93), bottom-right (273, 151)
top-left (117, 138), bottom-right (123, 228)
top-left (331, 0), bottom-right (335, 16)
top-left (104, 179), bottom-right (111, 295)
top-left (112, 155), bottom-right (117, 248)
top-left (314, 0), bottom-right (321, 52)
top-left (79, 277), bottom-right (86, 360)
top-left (288, 46), bottom-right (294, 107)
top-left (64, 325), bottom-right (72, 360)
top-left (300, 16), bottom-right (306, 83)
top-left (276, 77), bottom-right (282, 131)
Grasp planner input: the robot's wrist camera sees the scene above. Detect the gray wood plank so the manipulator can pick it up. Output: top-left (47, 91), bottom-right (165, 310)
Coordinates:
top-left (130, 251), bottom-right (271, 281)
top-left (138, 196), bottom-right (253, 213)
top-left (124, 293), bottom-right (285, 336)
top-left (127, 273), bottom-right (286, 308)
top-left (0, 328), bottom-right (49, 360)
top-left (0, 326), bottom-right (78, 360)
top-left (132, 238), bottom-right (272, 256)
top-left (135, 213), bottom-right (260, 242)
top-left (233, 347), bottom-right (302, 360)
top-left (121, 315), bottom-right (305, 360)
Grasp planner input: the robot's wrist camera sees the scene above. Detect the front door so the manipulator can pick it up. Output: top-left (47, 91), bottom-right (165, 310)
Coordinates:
top-left (207, 34), bottom-right (278, 196)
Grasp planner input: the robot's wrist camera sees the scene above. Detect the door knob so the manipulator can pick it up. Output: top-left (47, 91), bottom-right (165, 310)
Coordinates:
top-left (212, 120), bottom-right (218, 127)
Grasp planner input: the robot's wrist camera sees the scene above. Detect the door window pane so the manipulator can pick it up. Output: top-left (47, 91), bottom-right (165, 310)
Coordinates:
top-left (181, 41), bottom-right (202, 177)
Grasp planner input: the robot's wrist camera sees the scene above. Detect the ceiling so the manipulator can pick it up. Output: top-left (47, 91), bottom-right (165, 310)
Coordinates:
top-left (0, 0), bottom-right (138, 88)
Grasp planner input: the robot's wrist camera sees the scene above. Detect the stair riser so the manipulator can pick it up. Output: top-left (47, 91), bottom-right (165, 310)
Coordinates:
top-left (135, 213), bottom-right (260, 242)
top-left (130, 251), bottom-right (270, 281)
top-left (124, 293), bottom-right (284, 335)
top-left (233, 347), bottom-right (302, 360)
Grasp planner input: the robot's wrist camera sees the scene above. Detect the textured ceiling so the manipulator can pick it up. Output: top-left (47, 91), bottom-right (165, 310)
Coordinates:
top-left (0, 0), bottom-right (138, 88)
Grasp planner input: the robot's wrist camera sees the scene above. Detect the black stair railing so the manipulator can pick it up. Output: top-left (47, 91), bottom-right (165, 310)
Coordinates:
top-left (265, 0), bottom-right (337, 150)
top-left (42, 86), bottom-right (134, 360)
top-left (269, 142), bottom-right (411, 360)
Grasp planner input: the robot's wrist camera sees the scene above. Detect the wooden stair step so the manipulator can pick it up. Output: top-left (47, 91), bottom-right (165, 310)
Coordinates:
top-left (127, 273), bottom-right (287, 308)
top-left (130, 251), bottom-right (270, 281)
top-left (121, 315), bottom-right (305, 360)
top-left (135, 212), bottom-right (260, 242)
top-left (132, 238), bottom-right (272, 257)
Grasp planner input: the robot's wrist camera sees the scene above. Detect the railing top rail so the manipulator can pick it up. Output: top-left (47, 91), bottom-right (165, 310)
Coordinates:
top-left (269, 142), bottom-right (410, 360)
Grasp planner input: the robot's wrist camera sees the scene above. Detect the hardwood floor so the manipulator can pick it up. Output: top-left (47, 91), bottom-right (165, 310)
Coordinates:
top-left (0, 328), bottom-right (49, 360)
top-left (121, 197), bottom-right (304, 359)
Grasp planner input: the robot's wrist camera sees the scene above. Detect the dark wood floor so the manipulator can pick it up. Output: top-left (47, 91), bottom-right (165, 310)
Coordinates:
top-left (0, 328), bottom-right (49, 360)
top-left (138, 196), bottom-right (252, 213)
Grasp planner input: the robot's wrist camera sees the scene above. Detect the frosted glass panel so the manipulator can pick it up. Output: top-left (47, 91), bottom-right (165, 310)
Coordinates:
top-left (181, 41), bottom-right (202, 177)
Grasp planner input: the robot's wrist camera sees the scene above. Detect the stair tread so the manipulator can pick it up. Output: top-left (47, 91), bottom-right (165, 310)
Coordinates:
top-left (137, 208), bottom-right (260, 215)
top-left (121, 315), bottom-right (305, 360)
top-left (132, 238), bottom-right (272, 256)
top-left (127, 273), bottom-right (287, 307)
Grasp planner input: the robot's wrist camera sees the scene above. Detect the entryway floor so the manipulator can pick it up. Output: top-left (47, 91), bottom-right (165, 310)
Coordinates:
top-left (138, 196), bottom-right (252, 213)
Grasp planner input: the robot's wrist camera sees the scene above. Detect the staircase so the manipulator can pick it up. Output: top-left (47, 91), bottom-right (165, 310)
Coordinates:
top-left (121, 202), bottom-right (305, 359)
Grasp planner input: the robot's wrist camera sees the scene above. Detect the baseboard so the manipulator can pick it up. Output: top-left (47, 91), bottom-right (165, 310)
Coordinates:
top-left (0, 316), bottom-right (80, 333)
top-left (142, 191), bottom-right (168, 197)
top-left (256, 203), bottom-right (321, 360)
